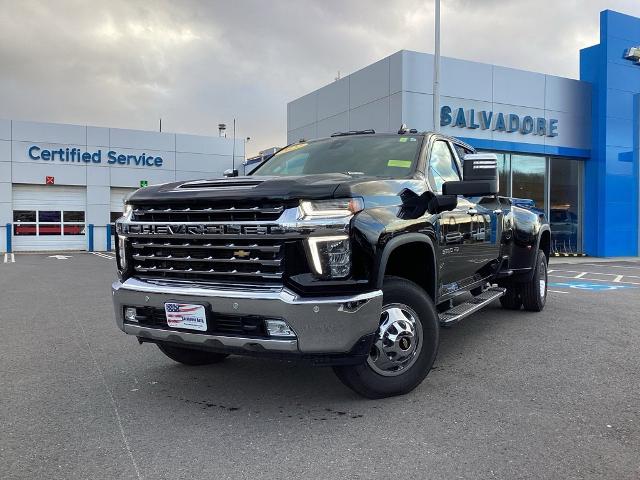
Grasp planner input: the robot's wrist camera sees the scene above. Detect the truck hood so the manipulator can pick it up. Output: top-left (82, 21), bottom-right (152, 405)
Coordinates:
top-left (127, 173), bottom-right (425, 205)
top-left (127, 173), bottom-right (364, 205)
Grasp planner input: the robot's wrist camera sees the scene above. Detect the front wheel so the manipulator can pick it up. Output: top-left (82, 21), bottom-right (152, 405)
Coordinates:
top-left (333, 277), bottom-right (440, 399)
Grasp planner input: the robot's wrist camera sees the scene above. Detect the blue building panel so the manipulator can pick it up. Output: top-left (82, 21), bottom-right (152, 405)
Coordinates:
top-left (605, 117), bottom-right (635, 149)
top-left (606, 89), bottom-right (635, 120)
top-left (602, 10), bottom-right (640, 42)
top-left (580, 9), bottom-right (640, 257)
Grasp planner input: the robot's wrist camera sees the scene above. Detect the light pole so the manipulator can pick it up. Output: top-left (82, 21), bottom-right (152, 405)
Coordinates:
top-left (244, 137), bottom-right (250, 175)
top-left (232, 118), bottom-right (236, 173)
top-left (432, 0), bottom-right (441, 132)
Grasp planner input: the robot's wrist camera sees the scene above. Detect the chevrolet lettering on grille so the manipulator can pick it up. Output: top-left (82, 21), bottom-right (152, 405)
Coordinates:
top-left (120, 223), bottom-right (288, 236)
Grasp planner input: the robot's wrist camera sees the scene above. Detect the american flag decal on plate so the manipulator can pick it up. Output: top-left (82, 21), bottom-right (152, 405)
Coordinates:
top-left (164, 303), bottom-right (207, 331)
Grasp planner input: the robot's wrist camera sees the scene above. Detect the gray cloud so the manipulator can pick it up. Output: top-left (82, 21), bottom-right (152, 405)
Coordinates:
top-left (0, 0), bottom-right (638, 155)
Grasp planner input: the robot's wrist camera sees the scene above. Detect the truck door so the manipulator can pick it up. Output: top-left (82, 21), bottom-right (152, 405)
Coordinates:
top-left (451, 144), bottom-right (502, 275)
top-left (427, 140), bottom-right (478, 288)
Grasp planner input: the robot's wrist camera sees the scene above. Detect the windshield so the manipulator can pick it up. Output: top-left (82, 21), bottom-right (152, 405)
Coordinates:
top-left (252, 135), bottom-right (422, 178)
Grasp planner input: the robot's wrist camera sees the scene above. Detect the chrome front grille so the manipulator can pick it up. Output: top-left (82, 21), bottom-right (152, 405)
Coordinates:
top-left (125, 203), bottom-right (291, 284)
top-left (130, 237), bottom-right (285, 283)
top-left (131, 203), bottom-right (285, 222)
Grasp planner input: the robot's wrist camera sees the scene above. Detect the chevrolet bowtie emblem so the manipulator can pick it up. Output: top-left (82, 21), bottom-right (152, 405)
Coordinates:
top-left (624, 46), bottom-right (640, 63)
top-left (234, 250), bottom-right (250, 258)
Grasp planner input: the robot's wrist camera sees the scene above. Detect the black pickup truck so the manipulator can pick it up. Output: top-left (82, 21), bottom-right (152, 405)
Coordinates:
top-left (112, 130), bottom-right (550, 398)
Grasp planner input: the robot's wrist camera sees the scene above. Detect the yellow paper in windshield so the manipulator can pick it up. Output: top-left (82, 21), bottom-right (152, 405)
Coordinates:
top-left (388, 160), bottom-right (412, 168)
top-left (398, 137), bottom-right (408, 142)
top-left (277, 142), bottom-right (307, 155)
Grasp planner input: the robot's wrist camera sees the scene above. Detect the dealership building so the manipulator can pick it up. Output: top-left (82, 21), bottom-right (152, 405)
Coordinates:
top-left (0, 120), bottom-right (243, 252)
top-left (288, 9), bottom-right (640, 257)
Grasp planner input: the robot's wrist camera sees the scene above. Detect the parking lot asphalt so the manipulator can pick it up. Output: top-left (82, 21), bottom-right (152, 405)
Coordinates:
top-left (1, 253), bottom-right (639, 480)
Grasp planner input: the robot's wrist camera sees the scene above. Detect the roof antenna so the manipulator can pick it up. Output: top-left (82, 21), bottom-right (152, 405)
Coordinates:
top-left (397, 124), bottom-right (408, 134)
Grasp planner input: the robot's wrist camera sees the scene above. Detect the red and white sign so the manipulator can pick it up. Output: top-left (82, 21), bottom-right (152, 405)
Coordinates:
top-left (164, 303), bottom-right (207, 331)
top-left (45, 176), bottom-right (55, 185)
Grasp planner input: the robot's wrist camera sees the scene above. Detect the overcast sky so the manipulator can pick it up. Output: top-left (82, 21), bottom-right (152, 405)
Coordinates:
top-left (0, 0), bottom-right (639, 156)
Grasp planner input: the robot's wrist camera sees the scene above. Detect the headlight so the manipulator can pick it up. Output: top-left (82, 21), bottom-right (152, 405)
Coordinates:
top-left (123, 203), bottom-right (132, 217)
top-left (299, 198), bottom-right (363, 220)
top-left (307, 235), bottom-right (351, 278)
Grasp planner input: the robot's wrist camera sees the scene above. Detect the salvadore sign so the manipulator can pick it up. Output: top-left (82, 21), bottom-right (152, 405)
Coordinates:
top-left (28, 145), bottom-right (164, 167)
top-left (440, 106), bottom-right (558, 137)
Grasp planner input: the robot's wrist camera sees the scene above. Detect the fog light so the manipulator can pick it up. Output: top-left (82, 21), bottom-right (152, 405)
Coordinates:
top-left (265, 319), bottom-right (295, 337)
top-left (124, 307), bottom-right (138, 322)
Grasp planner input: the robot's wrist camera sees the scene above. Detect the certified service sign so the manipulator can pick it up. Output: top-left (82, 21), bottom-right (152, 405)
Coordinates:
top-left (28, 145), bottom-right (164, 167)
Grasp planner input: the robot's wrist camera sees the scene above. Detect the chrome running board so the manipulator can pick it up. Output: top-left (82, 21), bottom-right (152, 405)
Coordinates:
top-left (438, 287), bottom-right (506, 325)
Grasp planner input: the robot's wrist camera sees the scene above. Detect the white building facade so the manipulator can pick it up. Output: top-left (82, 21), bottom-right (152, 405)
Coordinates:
top-left (0, 119), bottom-right (243, 252)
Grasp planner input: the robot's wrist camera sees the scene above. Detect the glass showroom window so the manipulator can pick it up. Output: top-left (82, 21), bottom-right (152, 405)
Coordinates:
top-left (12, 210), bottom-right (85, 236)
top-left (550, 158), bottom-right (582, 254)
top-left (38, 210), bottom-right (62, 235)
top-left (511, 154), bottom-right (547, 214)
top-left (62, 211), bottom-right (86, 235)
top-left (13, 211), bottom-right (37, 235)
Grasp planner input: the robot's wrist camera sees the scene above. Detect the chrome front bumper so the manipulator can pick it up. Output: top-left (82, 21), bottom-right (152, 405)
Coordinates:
top-left (112, 277), bottom-right (383, 355)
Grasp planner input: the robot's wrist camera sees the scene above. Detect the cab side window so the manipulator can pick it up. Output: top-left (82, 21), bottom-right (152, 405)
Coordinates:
top-left (454, 144), bottom-right (473, 163)
top-left (428, 141), bottom-right (460, 193)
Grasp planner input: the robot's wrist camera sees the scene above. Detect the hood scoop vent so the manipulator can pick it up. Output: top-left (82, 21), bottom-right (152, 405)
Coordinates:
top-left (179, 179), bottom-right (263, 190)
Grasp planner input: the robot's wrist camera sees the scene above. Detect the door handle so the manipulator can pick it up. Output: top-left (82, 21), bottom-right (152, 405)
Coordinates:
top-left (467, 208), bottom-right (478, 215)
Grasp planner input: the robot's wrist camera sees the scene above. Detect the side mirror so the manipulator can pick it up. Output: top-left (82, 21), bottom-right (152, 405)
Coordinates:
top-left (398, 189), bottom-right (457, 218)
top-left (224, 168), bottom-right (239, 177)
top-left (428, 194), bottom-right (457, 214)
top-left (443, 153), bottom-right (499, 196)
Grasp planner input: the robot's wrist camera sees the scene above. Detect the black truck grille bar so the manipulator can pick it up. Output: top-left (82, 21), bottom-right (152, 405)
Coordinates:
top-left (131, 204), bottom-right (285, 222)
top-left (130, 237), bottom-right (286, 283)
top-left (127, 203), bottom-right (289, 283)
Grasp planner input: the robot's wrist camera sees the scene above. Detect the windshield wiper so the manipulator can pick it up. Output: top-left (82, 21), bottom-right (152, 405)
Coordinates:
top-left (330, 129), bottom-right (375, 137)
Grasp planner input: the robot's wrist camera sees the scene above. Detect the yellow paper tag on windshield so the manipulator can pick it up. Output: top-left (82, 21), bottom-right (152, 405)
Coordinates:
top-left (277, 142), bottom-right (307, 155)
top-left (388, 159), bottom-right (412, 168)
top-left (398, 137), bottom-right (408, 142)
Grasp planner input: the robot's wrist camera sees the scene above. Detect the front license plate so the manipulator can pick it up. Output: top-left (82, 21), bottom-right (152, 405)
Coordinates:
top-left (164, 303), bottom-right (207, 331)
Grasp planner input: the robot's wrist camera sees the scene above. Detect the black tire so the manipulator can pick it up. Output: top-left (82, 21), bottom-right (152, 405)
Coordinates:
top-left (333, 276), bottom-right (440, 399)
top-left (520, 249), bottom-right (548, 312)
top-left (156, 342), bottom-right (229, 366)
top-left (499, 286), bottom-right (522, 310)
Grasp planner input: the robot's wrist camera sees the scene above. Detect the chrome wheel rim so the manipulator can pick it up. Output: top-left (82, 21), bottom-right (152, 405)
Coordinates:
top-left (367, 303), bottom-right (423, 377)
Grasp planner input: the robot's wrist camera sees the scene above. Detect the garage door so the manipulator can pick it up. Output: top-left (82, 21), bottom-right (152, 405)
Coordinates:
top-left (12, 185), bottom-right (87, 251)
top-left (109, 188), bottom-right (137, 250)
top-left (110, 187), bottom-right (137, 218)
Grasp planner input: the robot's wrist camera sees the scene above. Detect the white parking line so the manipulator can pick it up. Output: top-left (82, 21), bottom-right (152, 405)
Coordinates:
top-left (551, 268), bottom-right (640, 280)
top-left (548, 289), bottom-right (569, 294)
top-left (548, 273), bottom-right (640, 286)
top-left (613, 275), bottom-right (624, 282)
top-left (580, 263), bottom-right (640, 271)
top-left (91, 252), bottom-right (115, 260)
top-left (3, 253), bottom-right (15, 263)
